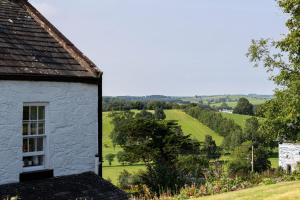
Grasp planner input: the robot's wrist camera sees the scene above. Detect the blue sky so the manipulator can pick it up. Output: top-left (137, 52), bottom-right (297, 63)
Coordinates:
top-left (29, 0), bottom-right (287, 96)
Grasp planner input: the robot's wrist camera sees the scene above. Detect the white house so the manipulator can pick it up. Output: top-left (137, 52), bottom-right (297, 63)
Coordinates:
top-left (0, 0), bottom-right (103, 185)
top-left (279, 143), bottom-right (300, 172)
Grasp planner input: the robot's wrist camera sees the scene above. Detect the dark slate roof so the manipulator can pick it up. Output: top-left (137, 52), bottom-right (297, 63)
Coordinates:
top-left (0, 0), bottom-right (101, 83)
top-left (0, 172), bottom-right (129, 200)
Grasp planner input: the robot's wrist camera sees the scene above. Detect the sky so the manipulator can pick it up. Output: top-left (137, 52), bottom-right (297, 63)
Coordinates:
top-left (29, 0), bottom-right (287, 96)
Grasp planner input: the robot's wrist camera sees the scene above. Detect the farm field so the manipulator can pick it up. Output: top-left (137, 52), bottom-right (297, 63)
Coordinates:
top-left (165, 110), bottom-right (223, 145)
top-left (210, 98), bottom-right (267, 108)
top-left (194, 181), bottom-right (300, 200)
top-left (102, 110), bottom-right (222, 184)
top-left (103, 110), bottom-right (278, 184)
top-left (180, 95), bottom-right (270, 107)
top-left (220, 112), bottom-right (252, 129)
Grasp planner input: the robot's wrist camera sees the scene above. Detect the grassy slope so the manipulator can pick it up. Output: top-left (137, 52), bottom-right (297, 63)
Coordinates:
top-left (103, 110), bottom-right (222, 183)
top-left (220, 112), bottom-right (278, 168)
top-left (220, 112), bottom-right (252, 129)
top-left (165, 110), bottom-right (223, 145)
top-left (194, 181), bottom-right (300, 200)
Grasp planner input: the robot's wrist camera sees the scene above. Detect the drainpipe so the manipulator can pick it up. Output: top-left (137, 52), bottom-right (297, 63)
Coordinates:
top-left (97, 73), bottom-right (103, 177)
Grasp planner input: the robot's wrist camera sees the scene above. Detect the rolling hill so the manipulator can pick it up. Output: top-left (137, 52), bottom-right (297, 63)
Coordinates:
top-left (220, 112), bottom-right (252, 129)
top-left (102, 110), bottom-right (222, 184)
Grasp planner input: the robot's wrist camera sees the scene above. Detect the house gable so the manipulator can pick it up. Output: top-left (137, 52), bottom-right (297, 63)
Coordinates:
top-left (0, 0), bottom-right (102, 83)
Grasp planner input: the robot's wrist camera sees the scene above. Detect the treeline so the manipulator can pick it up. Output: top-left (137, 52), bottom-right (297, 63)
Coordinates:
top-left (103, 97), bottom-right (184, 111)
top-left (185, 106), bottom-right (244, 149)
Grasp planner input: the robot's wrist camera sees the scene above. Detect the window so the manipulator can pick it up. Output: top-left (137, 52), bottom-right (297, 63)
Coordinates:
top-left (22, 105), bottom-right (46, 171)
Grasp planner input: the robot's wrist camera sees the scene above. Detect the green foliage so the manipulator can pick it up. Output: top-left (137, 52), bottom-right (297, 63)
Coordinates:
top-left (228, 142), bottom-right (252, 176)
top-left (185, 106), bottom-right (241, 138)
top-left (247, 0), bottom-right (300, 142)
top-left (233, 98), bottom-right (254, 115)
top-left (185, 106), bottom-right (243, 149)
top-left (110, 110), bottom-right (208, 194)
top-left (228, 141), bottom-right (271, 176)
top-left (154, 107), bottom-right (166, 120)
top-left (203, 135), bottom-right (221, 159)
top-left (116, 151), bottom-right (139, 165)
top-left (105, 153), bottom-right (116, 166)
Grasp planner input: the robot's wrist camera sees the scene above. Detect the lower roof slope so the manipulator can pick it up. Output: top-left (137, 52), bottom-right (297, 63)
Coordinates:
top-left (0, 0), bottom-right (101, 83)
top-left (0, 172), bottom-right (129, 200)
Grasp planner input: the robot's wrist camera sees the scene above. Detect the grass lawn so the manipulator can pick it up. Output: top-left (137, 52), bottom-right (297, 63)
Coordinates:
top-left (194, 181), bottom-right (300, 200)
top-left (103, 165), bottom-right (145, 184)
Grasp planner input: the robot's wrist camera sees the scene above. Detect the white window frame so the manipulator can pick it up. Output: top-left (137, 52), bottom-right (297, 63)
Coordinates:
top-left (22, 102), bottom-right (48, 172)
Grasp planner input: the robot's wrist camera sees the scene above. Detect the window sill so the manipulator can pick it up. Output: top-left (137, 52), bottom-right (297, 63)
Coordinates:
top-left (20, 169), bottom-right (54, 182)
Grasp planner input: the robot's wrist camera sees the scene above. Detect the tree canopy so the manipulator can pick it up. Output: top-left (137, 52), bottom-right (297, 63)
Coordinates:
top-left (110, 111), bottom-right (208, 193)
top-left (233, 98), bottom-right (254, 115)
top-left (247, 0), bottom-right (300, 142)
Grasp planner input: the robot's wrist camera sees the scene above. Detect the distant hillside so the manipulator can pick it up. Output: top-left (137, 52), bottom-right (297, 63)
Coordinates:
top-left (103, 94), bottom-right (272, 105)
top-left (220, 112), bottom-right (252, 129)
top-left (103, 110), bottom-right (223, 165)
top-left (165, 110), bottom-right (223, 145)
top-left (102, 110), bottom-right (223, 184)
top-left (180, 94), bottom-right (272, 107)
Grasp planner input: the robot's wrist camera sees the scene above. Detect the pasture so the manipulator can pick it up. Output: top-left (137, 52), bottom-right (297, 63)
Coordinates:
top-left (102, 110), bottom-right (221, 184)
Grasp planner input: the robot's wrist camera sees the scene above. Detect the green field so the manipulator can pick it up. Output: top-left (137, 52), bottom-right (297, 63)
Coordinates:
top-left (103, 165), bottom-right (145, 184)
top-left (103, 110), bottom-right (222, 184)
top-left (194, 181), bottom-right (300, 200)
top-left (181, 95), bottom-right (269, 108)
top-left (103, 110), bottom-right (278, 185)
top-left (165, 110), bottom-right (223, 145)
top-left (220, 112), bottom-right (252, 128)
top-left (210, 98), bottom-right (267, 108)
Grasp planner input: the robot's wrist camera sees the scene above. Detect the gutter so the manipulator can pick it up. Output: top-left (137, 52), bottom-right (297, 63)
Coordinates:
top-left (97, 73), bottom-right (103, 177)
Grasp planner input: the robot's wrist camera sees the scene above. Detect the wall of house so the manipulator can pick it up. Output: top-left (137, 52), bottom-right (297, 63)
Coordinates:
top-left (0, 81), bottom-right (98, 185)
top-left (279, 143), bottom-right (300, 172)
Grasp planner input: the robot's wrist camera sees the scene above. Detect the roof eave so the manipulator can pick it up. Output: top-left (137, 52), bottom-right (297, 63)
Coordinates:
top-left (0, 74), bottom-right (100, 84)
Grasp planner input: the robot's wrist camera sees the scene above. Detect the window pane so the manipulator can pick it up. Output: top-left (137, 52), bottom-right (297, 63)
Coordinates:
top-left (23, 139), bottom-right (28, 153)
top-left (37, 137), bottom-right (43, 151)
top-left (38, 106), bottom-right (45, 120)
top-left (37, 155), bottom-right (44, 166)
top-left (23, 156), bottom-right (32, 167)
top-left (30, 106), bottom-right (38, 120)
top-left (28, 138), bottom-right (35, 152)
top-left (23, 156), bottom-right (43, 167)
top-left (23, 106), bottom-right (29, 120)
top-left (23, 123), bottom-right (29, 135)
top-left (30, 122), bottom-right (37, 135)
top-left (38, 123), bottom-right (44, 135)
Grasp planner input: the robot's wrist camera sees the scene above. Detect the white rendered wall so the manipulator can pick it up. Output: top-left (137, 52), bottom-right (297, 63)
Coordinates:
top-left (0, 81), bottom-right (98, 185)
top-left (279, 143), bottom-right (300, 171)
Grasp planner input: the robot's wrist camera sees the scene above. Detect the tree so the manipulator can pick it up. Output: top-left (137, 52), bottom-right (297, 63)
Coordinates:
top-left (203, 135), bottom-right (221, 159)
top-left (105, 153), bottom-right (115, 166)
top-left (154, 107), bottom-right (166, 120)
top-left (117, 151), bottom-right (139, 165)
top-left (247, 0), bottom-right (300, 142)
top-left (228, 141), bottom-right (270, 175)
top-left (244, 117), bottom-right (260, 142)
top-left (110, 111), bottom-right (208, 194)
top-left (233, 98), bottom-right (254, 115)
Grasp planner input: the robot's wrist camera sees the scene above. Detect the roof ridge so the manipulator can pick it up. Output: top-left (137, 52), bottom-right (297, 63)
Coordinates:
top-left (16, 0), bottom-right (103, 78)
